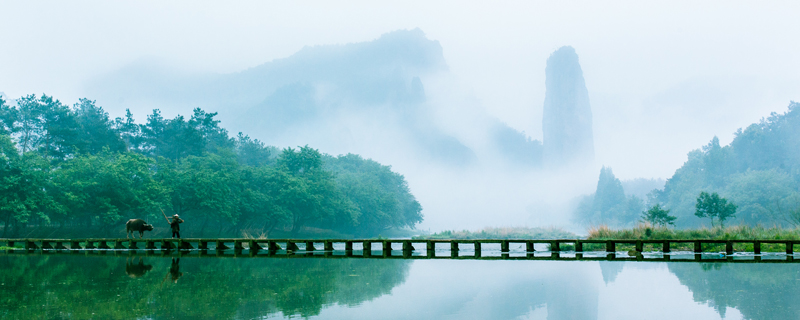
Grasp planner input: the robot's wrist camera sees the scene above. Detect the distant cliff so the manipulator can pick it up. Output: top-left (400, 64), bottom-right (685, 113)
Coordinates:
top-left (542, 46), bottom-right (594, 167)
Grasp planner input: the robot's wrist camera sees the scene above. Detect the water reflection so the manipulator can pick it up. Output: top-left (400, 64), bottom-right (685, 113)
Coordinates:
top-left (1, 253), bottom-right (798, 319)
top-left (125, 257), bottom-right (153, 278)
top-left (167, 257), bottom-right (183, 283)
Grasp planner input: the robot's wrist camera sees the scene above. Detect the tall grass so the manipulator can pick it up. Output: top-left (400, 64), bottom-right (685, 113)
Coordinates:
top-left (414, 227), bottom-right (577, 240)
top-left (587, 223), bottom-right (800, 240)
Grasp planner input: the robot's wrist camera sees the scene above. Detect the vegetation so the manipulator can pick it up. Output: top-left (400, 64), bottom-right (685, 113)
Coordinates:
top-left (651, 101), bottom-right (800, 227)
top-left (572, 167), bottom-right (644, 228)
top-left (694, 191), bottom-right (737, 227)
top-left (414, 227), bottom-right (578, 240)
top-left (587, 224), bottom-right (800, 241)
top-left (0, 94), bottom-right (422, 238)
top-left (640, 204), bottom-right (676, 226)
top-left (575, 101), bottom-right (800, 228)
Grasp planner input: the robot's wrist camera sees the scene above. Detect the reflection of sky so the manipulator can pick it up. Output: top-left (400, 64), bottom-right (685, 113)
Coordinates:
top-left (282, 260), bottom-right (740, 320)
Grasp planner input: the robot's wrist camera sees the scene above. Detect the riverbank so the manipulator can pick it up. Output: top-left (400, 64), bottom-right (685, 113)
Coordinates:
top-left (413, 227), bottom-right (577, 240)
top-left (587, 224), bottom-right (800, 240)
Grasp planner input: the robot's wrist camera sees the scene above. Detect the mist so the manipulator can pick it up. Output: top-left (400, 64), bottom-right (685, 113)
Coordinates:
top-left (2, 1), bottom-right (799, 233)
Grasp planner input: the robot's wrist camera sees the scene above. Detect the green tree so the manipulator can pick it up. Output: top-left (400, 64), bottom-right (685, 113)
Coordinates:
top-left (694, 191), bottom-right (737, 227)
top-left (277, 146), bottom-right (348, 234)
top-left (114, 109), bottom-right (142, 151)
top-left (156, 154), bottom-right (241, 235)
top-left (573, 166), bottom-right (642, 227)
top-left (641, 204), bottom-right (676, 226)
top-left (234, 132), bottom-right (274, 166)
top-left (0, 95), bottom-right (18, 135)
top-left (324, 154), bottom-right (422, 236)
top-left (53, 151), bottom-right (167, 227)
top-left (0, 134), bottom-right (60, 236)
top-left (236, 165), bottom-right (291, 236)
top-left (72, 98), bottom-right (126, 154)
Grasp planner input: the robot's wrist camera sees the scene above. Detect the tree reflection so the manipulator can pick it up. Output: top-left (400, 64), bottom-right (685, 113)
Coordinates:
top-left (669, 262), bottom-right (800, 319)
top-left (0, 255), bottom-right (410, 319)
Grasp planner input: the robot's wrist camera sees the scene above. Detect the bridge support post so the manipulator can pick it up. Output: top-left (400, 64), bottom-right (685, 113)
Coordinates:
top-left (525, 241), bottom-right (534, 253)
top-left (382, 241), bottom-right (391, 257)
top-left (635, 241), bottom-right (643, 253)
top-left (606, 241), bottom-right (615, 253)
top-left (402, 241), bottom-right (412, 253)
top-left (114, 240), bottom-right (126, 250)
top-left (726, 241), bottom-right (733, 255)
top-left (41, 241), bottom-right (54, 250)
top-left (306, 241), bottom-right (316, 252)
top-left (145, 241), bottom-right (156, 250)
top-left (98, 241), bottom-right (111, 250)
top-left (474, 242), bottom-right (481, 258)
top-left (753, 241), bottom-right (761, 255)
top-left (363, 241), bottom-right (372, 256)
top-left (216, 240), bottom-right (230, 251)
top-left (501, 240), bottom-right (509, 253)
top-left (324, 241), bottom-right (334, 252)
top-left (450, 242), bottom-right (459, 258)
top-left (694, 241), bottom-right (702, 254)
top-left (287, 241), bottom-right (300, 251)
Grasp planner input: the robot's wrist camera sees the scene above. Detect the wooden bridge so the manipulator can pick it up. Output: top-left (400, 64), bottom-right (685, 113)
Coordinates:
top-left (3, 238), bottom-right (799, 262)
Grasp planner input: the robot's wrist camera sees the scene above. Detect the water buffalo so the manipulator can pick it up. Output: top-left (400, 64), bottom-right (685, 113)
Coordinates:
top-left (126, 219), bottom-right (154, 239)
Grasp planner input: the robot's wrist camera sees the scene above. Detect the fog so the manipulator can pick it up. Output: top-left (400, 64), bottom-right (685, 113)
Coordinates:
top-left (2, 1), bottom-right (799, 231)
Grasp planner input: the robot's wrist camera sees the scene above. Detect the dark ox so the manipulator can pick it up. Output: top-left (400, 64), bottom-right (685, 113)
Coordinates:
top-left (126, 219), bottom-right (154, 239)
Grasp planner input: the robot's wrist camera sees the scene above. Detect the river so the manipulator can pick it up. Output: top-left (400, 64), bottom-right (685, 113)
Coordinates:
top-left (1, 253), bottom-right (797, 319)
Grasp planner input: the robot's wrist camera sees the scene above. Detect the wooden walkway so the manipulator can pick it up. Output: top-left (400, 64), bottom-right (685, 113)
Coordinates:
top-left (3, 238), bottom-right (799, 262)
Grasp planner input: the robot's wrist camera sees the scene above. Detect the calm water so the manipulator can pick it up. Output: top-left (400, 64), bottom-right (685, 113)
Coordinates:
top-left (1, 253), bottom-right (798, 320)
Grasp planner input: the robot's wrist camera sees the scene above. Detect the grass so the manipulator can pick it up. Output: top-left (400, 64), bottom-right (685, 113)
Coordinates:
top-left (587, 223), bottom-right (800, 241)
top-left (413, 226), bottom-right (578, 240)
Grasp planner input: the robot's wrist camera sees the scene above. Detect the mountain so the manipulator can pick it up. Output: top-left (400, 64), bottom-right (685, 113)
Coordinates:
top-left (85, 29), bottom-right (541, 168)
top-left (542, 46), bottom-right (594, 167)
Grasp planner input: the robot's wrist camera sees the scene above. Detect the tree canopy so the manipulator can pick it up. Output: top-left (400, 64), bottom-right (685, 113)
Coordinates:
top-left (0, 93), bottom-right (423, 237)
top-left (650, 101), bottom-right (800, 227)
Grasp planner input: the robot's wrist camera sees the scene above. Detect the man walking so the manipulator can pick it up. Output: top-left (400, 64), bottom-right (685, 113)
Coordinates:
top-left (169, 214), bottom-right (184, 238)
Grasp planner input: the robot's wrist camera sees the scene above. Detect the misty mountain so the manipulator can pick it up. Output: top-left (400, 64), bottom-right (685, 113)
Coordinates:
top-left (542, 46), bottom-right (594, 167)
top-left (86, 29), bottom-right (540, 168)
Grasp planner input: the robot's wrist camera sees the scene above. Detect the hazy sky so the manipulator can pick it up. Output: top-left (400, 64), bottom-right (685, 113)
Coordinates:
top-left (2, 1), bottom-right (799, 180)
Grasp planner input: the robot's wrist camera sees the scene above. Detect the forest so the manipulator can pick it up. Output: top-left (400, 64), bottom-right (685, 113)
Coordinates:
top-left (0, 94), bottom-right (423, 238)
top-left (575, 101), bottom-right (800, 229)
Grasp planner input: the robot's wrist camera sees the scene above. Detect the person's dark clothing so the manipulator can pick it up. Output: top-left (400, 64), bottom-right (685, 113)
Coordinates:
top-left (170, 217), bottom-right (184, 238)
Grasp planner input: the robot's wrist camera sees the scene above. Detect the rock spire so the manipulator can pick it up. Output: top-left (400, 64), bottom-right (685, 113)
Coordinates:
top-left (542, 46), bottom-right (594, 166)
